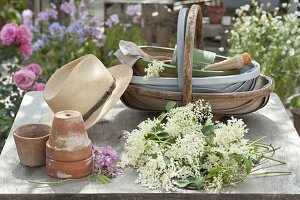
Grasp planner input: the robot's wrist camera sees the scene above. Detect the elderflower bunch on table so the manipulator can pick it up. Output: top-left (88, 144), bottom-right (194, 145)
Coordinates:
top-left (143, 60), bottom-right (165, 81)
top-left (119, 100), bottom-right (290, 191)
top-left (229, 0), bottom-right (300, 101)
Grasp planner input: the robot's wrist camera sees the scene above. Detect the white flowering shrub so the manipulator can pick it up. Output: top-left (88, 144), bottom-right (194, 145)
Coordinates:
top-left (119, 100), bottom-right (287, 191)
top-left (229, 1), bottom-right (300, 100)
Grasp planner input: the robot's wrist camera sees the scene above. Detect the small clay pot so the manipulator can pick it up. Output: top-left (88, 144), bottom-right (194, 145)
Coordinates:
top-left (46, 110), bottom-right (92, 179)
top-left (13, 124), bottom-right (51, 167)
top-left (46, 142), bottom-right (92, 162)
top-left (46, 156), bottom-right (92, 179)
top-left (48, 110), bottom-right (90, 148)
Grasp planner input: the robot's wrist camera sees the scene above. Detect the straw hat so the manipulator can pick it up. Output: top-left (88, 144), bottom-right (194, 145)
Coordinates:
top-left (43, 54), bottom-right (133, 129)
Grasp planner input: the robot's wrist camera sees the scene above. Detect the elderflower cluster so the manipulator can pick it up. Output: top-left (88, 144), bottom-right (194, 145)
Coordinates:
top-left (165, 100), bottom-right (213, 137)
top-left (143, 60), bottom-right (164, 81)
top-left (119, 100), bottom-right (262, 191)
top-left (119, 118), bottom-right (160, 168)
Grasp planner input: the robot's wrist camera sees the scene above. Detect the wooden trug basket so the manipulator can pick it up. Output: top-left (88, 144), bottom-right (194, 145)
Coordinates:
top-left (121, 5), bottom-right (275, 115)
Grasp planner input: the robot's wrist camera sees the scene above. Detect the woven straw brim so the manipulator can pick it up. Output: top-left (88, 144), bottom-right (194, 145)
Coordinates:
top-left (41, 64), bottom-right (132, 129)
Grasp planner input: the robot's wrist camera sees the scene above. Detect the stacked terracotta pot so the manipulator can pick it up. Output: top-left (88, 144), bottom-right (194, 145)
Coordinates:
top-left (46, 110), bottom-right (92, 179)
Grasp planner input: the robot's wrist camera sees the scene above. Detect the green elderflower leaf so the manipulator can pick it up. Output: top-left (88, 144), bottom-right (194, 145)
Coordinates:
top-left (202, 124), bottom-right (216, 136)
top-left (166, 101), bottom-right (177, 112)
top-left (173, 179), bottom-right (193, 188)
top-left (245, 159), bottom-right (252, 175)
top-left (194, 176), bottom-right (205, 190)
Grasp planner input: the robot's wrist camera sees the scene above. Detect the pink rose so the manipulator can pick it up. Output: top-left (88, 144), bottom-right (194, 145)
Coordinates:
top-left (15, 25), bottom-right (31, 45)
top-left (25, 63), bottom-right (42, 76)
top-left (13, 69), bottom-right (36, 90)
top-left (20, 42), bottom-right (33, 57)
top-left (32, 83), bottom-right (45, 91)
top-left (0, 23), bottom-right (18, 46)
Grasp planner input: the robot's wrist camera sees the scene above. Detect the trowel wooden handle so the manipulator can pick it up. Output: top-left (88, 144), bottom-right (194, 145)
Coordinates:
top-left (203, 53), bottom-right (252, 71)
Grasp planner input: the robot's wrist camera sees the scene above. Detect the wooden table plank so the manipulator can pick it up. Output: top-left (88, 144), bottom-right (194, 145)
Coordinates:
top-left (0, 91), bottom-right (300, 200)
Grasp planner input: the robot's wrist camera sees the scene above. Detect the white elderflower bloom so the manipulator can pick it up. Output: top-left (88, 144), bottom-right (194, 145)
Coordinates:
top-left (240, 4), bottom-right (250, 11)
top-left (164, 106), bottom-right (201, 137)
top-left (143, 60), bottom-right (164, 81)
top-left (204, 173), bottom-right (224, 191)
top-left (136, 152), bottom-right (167, 189)
top-left (211, 118), bottom-right (250, 159)
top-left (119, 118), bottom-right (160, 168)
top-left (213, 117), bottom-right (248, 147)
top-left (164, 100), bottom-right (212, 137)
top-left (282, 3), bottom-right (288, 8)
top-left (165, 132), bottom-right (205, 163)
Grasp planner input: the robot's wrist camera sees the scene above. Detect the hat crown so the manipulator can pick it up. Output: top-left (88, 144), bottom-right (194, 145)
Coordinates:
top-left (44, 54), bottom-right (114, 117)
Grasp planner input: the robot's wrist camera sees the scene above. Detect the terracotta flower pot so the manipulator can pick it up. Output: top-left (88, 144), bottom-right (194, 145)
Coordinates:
top-left (46, 110), bottom-right (92, 179)
top-left (292, 107), bottom-right (300, 135)
top-left (46, 157), bottom-right (92, 179)
top-left (13, 124), bottom-right (51, 167)
top-left (206, 6), bottom-right (225, 24)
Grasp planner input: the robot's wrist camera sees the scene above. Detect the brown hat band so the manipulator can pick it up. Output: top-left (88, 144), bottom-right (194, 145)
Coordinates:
top-left (83, 78), bottom-right (116, 122)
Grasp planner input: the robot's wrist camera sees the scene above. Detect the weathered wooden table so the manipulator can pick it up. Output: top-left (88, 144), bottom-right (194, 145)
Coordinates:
top-left (1, 91), bottom-right (300, 200)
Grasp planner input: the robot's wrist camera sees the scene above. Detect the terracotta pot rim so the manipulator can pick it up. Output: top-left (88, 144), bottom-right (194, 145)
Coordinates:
top-left (13, 124), bottom-right (51, 140)
top-left (291, 107), bottom-right (300, 115)
top-left (54, 110), bottom-right (82, 120)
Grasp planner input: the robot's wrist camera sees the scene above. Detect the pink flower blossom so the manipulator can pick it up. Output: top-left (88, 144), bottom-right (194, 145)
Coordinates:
top-left (0, 23), bottom-right (18, 46)
top-left (13, 69), bottom-right (36, 90)
top-left (31, 83), bottom-right (46, 91)
top-left (20, 42), bottom-right (33, 57)
top-left (15, 25), bottom-right (31, 45)
top-left (25, 63), bottom-right (42, 76)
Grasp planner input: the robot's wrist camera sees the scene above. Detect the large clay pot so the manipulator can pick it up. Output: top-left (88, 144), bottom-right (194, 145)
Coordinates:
top-left (46, 110), bottom-right (92, 179)
top-left (13, 124), bottom-right (51, 167)
top-left (206, 6), bottom-right (225, 24)
top-left (292, 107), bottom-right (300, 135)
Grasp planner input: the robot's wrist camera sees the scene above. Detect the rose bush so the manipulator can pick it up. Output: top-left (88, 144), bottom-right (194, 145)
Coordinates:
top-left (0, 22), bottom-right (45, 151)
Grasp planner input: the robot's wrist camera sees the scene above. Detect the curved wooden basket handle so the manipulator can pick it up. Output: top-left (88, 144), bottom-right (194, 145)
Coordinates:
top-left (182, 5), bottom-right (204, 105)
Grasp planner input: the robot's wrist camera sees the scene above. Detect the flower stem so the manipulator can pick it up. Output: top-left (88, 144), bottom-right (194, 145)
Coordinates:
top-left (28, 177), bottom-right (89, 185)
top-left (260, 146), bottom-right (281, 153)
top-left (251, 163), bottom-right (284, 173)
top-left (247, 136), bottom-right (267, 146)
top-left (262, 155), bottom-right (286, 164)
top-left (253, 143), bottom-right (273, 149)
top-left (250, 171), bottom-right (292, 176)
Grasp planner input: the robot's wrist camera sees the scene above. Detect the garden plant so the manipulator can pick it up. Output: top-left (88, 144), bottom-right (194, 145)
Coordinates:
top-left (0, 0), bottom-right (146, 152)
top-left (229, 0), bottom-right (300, 101)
